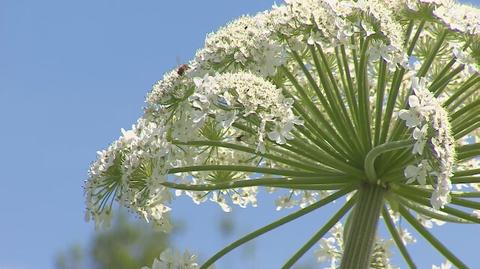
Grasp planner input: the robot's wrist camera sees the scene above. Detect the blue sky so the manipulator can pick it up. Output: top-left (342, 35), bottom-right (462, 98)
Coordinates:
top-left (1, 1), bottom-right (479, 269)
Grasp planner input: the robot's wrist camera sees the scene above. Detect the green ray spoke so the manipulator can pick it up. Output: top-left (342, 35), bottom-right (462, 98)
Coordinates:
top-left (399, 205), bottom-right (469, 269)
top-left (281, 196), bottom-right (356, 268)
top-left (382, 206), bottom-right (417, 269)
top-left (198, 186), bottom-right (356, 269)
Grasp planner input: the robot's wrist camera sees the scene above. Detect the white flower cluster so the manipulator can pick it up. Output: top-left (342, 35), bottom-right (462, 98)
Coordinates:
top-left (267, 0), bottom-right (407, 69)
top-left (192, 72), bottom-right (302, 153)
top-left (314, 223), bottom-right (344, 268)
top-left (85, 118), bottom-right (174, 231)
top-left (314, 222), bottom-right (400, 269)
top-left (399, 76), bottom-right (455, 209)
top-left (275, 190), bottom-right (327, 210)
top-left (178, 147), bottom-right (260, 213)
top-left (146, 69), bottom-right (192, 108)
top-left (194, 15), bottom-right (286, 77)
top-left (433, 2), bottom-right (480, 35)
top-left (140, 248), bottom-right (215, 269)
top-left (452, 45), bottom-right (479, 76)
top-left (432, 260), bottom-right (452, 269)
top-left (86, 70), bottom-right (304, 228)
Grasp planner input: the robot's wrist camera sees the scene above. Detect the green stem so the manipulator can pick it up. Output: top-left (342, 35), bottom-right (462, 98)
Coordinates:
top-left (357, 37), bottom-right (372, 151)
top-left (271, 183), bottom-right (349, 190)
top-left (391, 184), bottom-right (480, 223)
top-left (374, 59), bottom-right (387, 146)
top-left (399, 197), bottom-right (470, 223)
top-left (453, 168), bottom-right (480, 177)
top-left (340, 45), bottom-right (360, 126)
top-left (417, 29), bottom-right (447, 77)
top-left (456, 143), bottom-right (480, 154)
top-left (382, 207), bottom-right (417, 269)
top-left (444, 76), bottom-right (480, 107)
top-left (161, 177), bottom-right (354, 191)
top-left (379, 21), bottom-right (424, 145)
top-left (452, 191), bottom-right (480, 198)
top-left (452, 113), bottom-right (480, 136)
top-left (431, 66), bottom-right (464, 97)
top-left (451, 176), bottom-right (480, 184)
top-left (364, 140), bottom-right (412, 183)
top-left (309, 44), bottom-right (363, 156)
top-left (172, 140), bottom-right (335, 174)
top-left (451, 98), bottom-right (480, 121)
top-left (280, 66), bottom-right (353, 156)
top-left (168, 165), bottom-right (318, 177)
top-left (199, 186), bottom-right (355, 269)
top-left (281, 196), bottom-right (357, 268)
top-left (399, 206), bottom-right (469, 269)
top-left (339, 184), bottom-right (385, 269)
top-left (454, 122), bottom-right (480, 140)
top-left (457, 150), bottom-right (480, 162)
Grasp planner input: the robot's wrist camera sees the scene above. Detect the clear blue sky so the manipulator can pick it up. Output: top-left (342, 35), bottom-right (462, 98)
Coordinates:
top-left (1, 1), bottom-right (479, 269)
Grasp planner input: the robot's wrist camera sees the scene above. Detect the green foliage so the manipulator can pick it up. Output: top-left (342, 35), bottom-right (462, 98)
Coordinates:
top-left (55, 212), bottom-right (169, 269)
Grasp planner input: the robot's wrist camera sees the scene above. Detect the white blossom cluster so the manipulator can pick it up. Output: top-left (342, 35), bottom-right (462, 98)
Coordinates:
top-left (313, 222), bottom-right (401, 269)
top-left (84, 118), bottom-right (174, 231)
top-left (194, 15), bottom-right (286, 77)
top-left (433, 2), bottom-right (480, 35)
top-left (141, 248), bottom-right (215, 269)
top-left (191, 72), bottom-right (303, 153)
top-left (452, 45), bottom-right (480, 76)
top-left (432, 260), bottom-right (452, 269)
top-left (274, 189), bottom-right (328, 210)
top-left (267, 0), bottom-right (408, 68)
top-left (86, 67), bottom-right (310, 228)
top-left (314, 223), bottom-right (344, 268)
top-left (178, 147), bottom-right (260, 213)
top-left (146, 69), bottom-right (193, 108)
top-left (399, 76), bottom-right (455, 209)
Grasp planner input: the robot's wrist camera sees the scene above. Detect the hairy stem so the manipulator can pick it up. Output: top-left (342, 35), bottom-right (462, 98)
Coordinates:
top-left (340, 184), bottom-right (385, 269)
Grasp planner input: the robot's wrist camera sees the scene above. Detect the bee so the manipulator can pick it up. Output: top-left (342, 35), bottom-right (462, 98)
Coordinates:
top-left (177, 64), bottom-right (189, 76)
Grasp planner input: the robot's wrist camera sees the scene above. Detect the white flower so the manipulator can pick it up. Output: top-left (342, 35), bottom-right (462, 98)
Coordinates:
top-left (453, 46), bottom-right (479, 75)
top-left (432, 260), bottom-right (452, 269)
top-left (275, 194), bottom-right (298, 210)
top-left (399, 228), bottom-right (416, 245)
top-left (433, 2), bottom-right (480, 35)
top-left (412, 124), bottom-right (428, 155)
top-left (210, 192), bottom-right (232, 212)
top-left (404, 161), bottom-right (431, 185)
top-left (267, 122), bottom-right (295, 144)
top-left (472, 210), bottom-right (480, 219)
top-left (142, 248), bottom-right (203, 269)
top-left (314, 237), bottom-right (337, 263)
top-left (398, 109), bottom-right (421, 128)
top-left (399, 74), bottom-right (455, 209)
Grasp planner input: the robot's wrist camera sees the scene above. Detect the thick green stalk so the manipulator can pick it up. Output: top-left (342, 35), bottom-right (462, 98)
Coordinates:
top-left (339, 184), bottom-right (385, 269)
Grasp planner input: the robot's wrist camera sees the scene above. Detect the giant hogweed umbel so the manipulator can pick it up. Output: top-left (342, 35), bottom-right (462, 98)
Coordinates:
top-left (85, 0), bottom-right (480, 268)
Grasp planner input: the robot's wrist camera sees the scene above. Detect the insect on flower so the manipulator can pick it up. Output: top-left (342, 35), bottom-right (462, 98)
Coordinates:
top-left (176, 64), bottom-right (189, 76)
